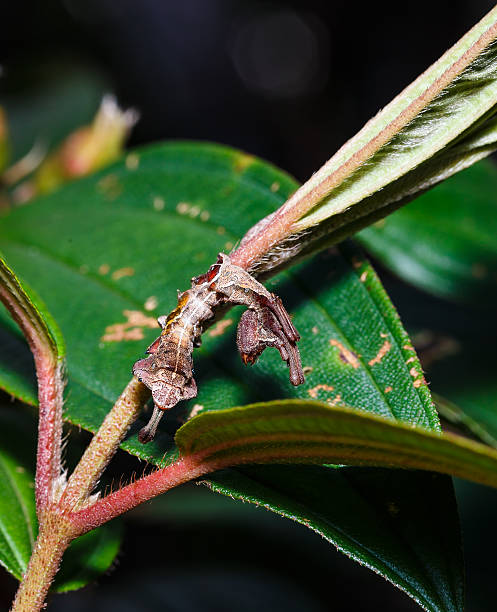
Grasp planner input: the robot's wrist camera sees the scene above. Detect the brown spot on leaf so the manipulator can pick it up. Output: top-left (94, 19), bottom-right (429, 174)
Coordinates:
top-left (200, 210), bottom-right (210, 222)
top-left (351, 257), bottom-right (363, 269)
top-left (385, 386), bottom-right (393, 393)
top-left (406, 356), bottom-right (416, 364)
top-left (101, 309), bottom-right (157, 342)
top-left (302, 366), bottom-right (313, 375)
top-left (410, 367), bottom-right (418, 377)
top-left (97, 174), bottom-right (122, 200)
top-left (312, 326), bottom-right (319, 335)
top-left (308, 384), bottom-right (334, 399)
top-left (413, 379), bottom-right (423, 388)
top-left (326, 393), bottom-right (342, 407)
top-left (368, 340), bottom-right (391, 366)
top-left (153, 196), bottom-right (165, 211)
top-left (360, 271), bottom-right (368, 282)
top-left (209, 318), bottom-right (233, 337)
top-left (98, 264), bottom-right (110, 275)
top-left (125, 153), bottom-right (139, 170)
top-left (144, 296), bottom-right (158, 311)
top-left (330, 339), bottom-right (359, 368)
top-left (176, 202), bottom-right (190, 214)
top-left (270, 182), bottom-right (280, 192)
top-left (112, 267), bottom-right (135, 280)
top-left (234, 153), bottom-right (255, 173)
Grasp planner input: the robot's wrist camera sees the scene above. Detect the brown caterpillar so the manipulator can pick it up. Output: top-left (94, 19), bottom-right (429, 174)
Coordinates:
top-left (133, 253), bottom-right (304, 443)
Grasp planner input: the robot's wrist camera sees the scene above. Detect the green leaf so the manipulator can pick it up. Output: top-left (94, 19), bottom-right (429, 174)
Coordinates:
top-left (206, 466), bottom-right (463, 612)
top-left (0, 250), bottom-right (65, 364)
top-left (358, 160), bottom-right (497, 302)
top-left (0, 405), bottom-right (37, 580)
top-left (52, 522), bottom-right (122, 593)
top-left (427, 336), bottom-right (497, 448)
top-left (0, 142), bottom-right (439, 457)
top-left (177, 400), bottom-right (497, 488)
top-left (0, 402), bottom-right (121, 589)
top-left (0, 142), bottom-right (460, 609)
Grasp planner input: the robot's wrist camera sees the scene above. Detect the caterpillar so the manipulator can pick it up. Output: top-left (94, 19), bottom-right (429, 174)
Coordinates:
top-left (133, 253), bottom-right (304, 443)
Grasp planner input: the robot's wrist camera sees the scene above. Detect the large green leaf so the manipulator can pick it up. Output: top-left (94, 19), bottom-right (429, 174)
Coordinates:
top-left (358, 160), bottom-right (497, 302)
top-left (207, 466), bottom-right (463, 612)
top-left (0, 142), bottom-right (460, 609)
top-left (0, 401), bottom-right (122, 590)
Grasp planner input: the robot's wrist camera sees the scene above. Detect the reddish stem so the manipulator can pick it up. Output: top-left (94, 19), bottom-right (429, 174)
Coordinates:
top-left (0, 282), bottom-right (63, 514)
top-left (69, 454), bottom-right (210, 533)
top-left (34, 358), bottom-right (64, 514)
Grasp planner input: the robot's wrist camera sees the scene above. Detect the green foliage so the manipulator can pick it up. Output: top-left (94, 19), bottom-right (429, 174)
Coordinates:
top-left (207, 467), bottom-right (463, 612)
top-left (0, 143), bottom-right (465, 609)
top-left (358, 159), bottom-right (497, 450)
top-left (0, 407), bottom-right (37, 580)
top-left (359, 161), bottom-right (497, 302)
top-left (253, 9), bottom-right (497, 274)
top-left (177, 400), bottom-right (497, 487)
top-left (0, 402), bottom-right (121, 590)
top-left (53, 523), bottom-right (122, 593)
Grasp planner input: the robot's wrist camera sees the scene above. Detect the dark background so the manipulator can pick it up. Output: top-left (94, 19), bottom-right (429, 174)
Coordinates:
top-left (1, 1), bottom-right (497, 610)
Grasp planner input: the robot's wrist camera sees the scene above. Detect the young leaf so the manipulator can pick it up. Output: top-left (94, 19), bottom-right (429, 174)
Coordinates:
top-left (230, 7), bottom-right (497, 275)
top-left (0, 143), bottom-right (461, 610)
top-left (358, 160), bottom-right (497, 302)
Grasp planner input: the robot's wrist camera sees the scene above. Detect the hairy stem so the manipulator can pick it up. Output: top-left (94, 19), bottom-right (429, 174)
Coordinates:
top-left (0, 276), bottom-right (64, 514)
top-left (59, 377), bottom-right (150, 510)
top-left (10, 513), bottom-right (75, 612)
top-left (69, 454), bottom-right (210, 533)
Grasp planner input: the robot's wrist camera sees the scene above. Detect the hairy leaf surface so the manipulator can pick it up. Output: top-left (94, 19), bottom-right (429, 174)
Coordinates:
top-left (236, 7), bottom-right (497, 275)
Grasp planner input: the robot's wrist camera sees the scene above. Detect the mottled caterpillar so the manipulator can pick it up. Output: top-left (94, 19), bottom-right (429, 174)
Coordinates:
top-left (133, 253), bottom-right (304, 443)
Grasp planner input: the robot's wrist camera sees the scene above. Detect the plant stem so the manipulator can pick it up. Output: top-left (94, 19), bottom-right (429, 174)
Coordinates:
top-left (59, 377), bottom-right (150, 510)
top-left (69, 454), bottom-right (210, 532)
top-left (34, 359), bottom-right (64, 515)
top-left (0, 276), bottom-right (64, 514)
top-left (10, 512), bottom-right (75, 612)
